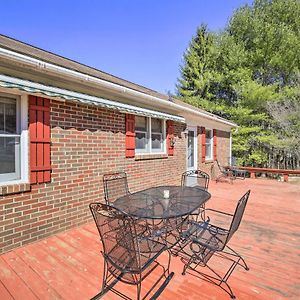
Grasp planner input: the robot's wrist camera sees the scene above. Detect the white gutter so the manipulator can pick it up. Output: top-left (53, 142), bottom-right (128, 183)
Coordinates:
top-left (0, 47), bottom-right (237, 127)
top-left (0, 74), bottom-right (185, 122)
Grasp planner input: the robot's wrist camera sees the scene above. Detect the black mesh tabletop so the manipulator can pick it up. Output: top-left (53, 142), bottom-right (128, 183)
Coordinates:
top-left (112, 186), bottom-right (211, 219)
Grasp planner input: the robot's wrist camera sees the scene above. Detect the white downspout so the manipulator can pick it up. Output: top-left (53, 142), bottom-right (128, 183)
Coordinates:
top-left (229, 132), bottom-right (232, 166)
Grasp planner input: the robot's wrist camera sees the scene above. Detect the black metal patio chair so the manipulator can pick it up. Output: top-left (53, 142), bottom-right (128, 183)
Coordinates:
top-left (215, 160), bottom-right (235, 184)
top-left (90, 202), bottom-right (174, 300)
top-left (178, 190), bottom-right (251, 299)
top-left (180, 170), bottom-right (210, 221)
top-left (166, 170), bottom-right (211, 253)
top-left (181, 170), bottom-right (210, 191)
top-left (103, 171), bottom-right (130, 204)
top-left (230, 157), bottom-right (247, 180)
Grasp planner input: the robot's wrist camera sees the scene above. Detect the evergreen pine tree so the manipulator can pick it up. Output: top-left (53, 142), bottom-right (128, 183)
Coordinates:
top-left (176, 0), bottom-right (300, 169)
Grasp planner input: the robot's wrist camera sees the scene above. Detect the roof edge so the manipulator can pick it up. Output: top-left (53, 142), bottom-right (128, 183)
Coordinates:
top-left (0, 41), bottom-right (237, 128)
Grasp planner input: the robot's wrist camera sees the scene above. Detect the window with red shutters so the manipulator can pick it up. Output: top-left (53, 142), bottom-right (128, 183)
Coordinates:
top-left (125, 114), bottom-right (135, 158)
top-left (29, 96), bottom-right (51, 184)
top-left (166, 120), bottom-right (174, 156)
top-left (213, 129), bottom-right (217, 160)
top-left (201, 126), bottom-right (206, 162)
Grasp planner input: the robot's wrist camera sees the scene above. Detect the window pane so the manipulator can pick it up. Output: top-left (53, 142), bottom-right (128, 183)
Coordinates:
top-left (151, 118), bottom-right (162, 133)
top-left (0, 98), bottom-right (16, 134)
top-left (151, 133), bottom-right (162, 150)
top-left (0, 136), bottom-right (20, 175)
top-left (0, 102), bottom-right (4, 133)
top-left (205, 144), bottom-right (212, 159)
top-left (188, 131), bottom-right (195, 168)
top-left (135, 116), bottom-right (147, 132)
top-left (136, 132), bottom-right (147, 150)
top-left (205, 129), bottom-right (211, 143)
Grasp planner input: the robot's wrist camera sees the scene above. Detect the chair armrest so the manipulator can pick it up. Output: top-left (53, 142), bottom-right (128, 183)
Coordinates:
top-left (203, 208), bottom-right (233, 217)
top-left (200, 208), bottom-right (233, 224)
top-left (191, 238), bottom-right (221, 252)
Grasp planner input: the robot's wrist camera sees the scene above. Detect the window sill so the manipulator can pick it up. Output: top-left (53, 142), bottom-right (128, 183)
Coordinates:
top-left (135, 153), bottom-right (168, 161)
top-left (0, 181), bottom-right (31, 196)
top-left (205, 160), bottom-right (214, 164)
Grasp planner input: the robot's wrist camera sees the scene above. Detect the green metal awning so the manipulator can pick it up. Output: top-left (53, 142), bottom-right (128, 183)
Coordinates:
top-left (0, 74), bottom-right (185, 123)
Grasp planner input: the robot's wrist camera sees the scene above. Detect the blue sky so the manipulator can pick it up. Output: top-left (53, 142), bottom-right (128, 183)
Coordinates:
top-left (1, 0), bottom-right (252, 94)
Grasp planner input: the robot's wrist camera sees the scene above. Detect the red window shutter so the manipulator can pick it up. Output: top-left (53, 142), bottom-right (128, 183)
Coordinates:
top-left (201, 126), bottom-right (206, 163)
top-left (29, 95), bottom-right (51, 184)
top-left (125, 114), bottom-right (135, 158)
top-left (167, 120), bottom-right (174, 156)
top-left (213, 129), bottom-right (217, 160)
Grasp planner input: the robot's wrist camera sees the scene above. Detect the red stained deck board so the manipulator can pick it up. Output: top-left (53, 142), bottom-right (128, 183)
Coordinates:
top-left (2, 251), bottom-right (62, 300)
top-left (0, 280), bottom-right (13, 300)
top-left (14, 245), bottom-right (96, 300)
top-left (47, 236), bottom-right (102, 276)
top-left (0, 179), bottom-right (299, 300)
top-left (37, 238), bottom-right (100, 288)
top-left (0, 256), bottom-right (38, 300)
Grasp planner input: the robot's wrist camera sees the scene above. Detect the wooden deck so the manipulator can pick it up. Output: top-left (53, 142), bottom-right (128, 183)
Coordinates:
top-left (0, 179), bottom-right (299, 300)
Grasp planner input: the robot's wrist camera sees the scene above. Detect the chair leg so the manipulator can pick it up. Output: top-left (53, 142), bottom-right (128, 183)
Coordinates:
top-left (182, 255), bottom-right (195, 275)
top-left (205, 262), bottom-right (236, 299)
top-left (181, 256), bottom-right (237, 299)
top-left (136, 282), bottom-right (142, 300)
top-left (225, 245), bottom-right (249, 271)
top-left (180, 244), bottom-right (250, 299)
top-left (166, 249), bottom-right (172, 276)
top-left (216, 173), bottom-right (229, 183)
top-left (102, 261), bottom-right (108, 291)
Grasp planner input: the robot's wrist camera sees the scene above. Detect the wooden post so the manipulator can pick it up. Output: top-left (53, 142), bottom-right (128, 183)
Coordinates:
top-left (283, 174), bottom-right (289, 182)
top-left (250, 172), bottom-right (256, 179)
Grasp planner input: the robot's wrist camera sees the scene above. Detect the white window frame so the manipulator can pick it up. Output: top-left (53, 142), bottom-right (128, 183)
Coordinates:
top-left (186, 126), bottom-right (198, 171)
top-left (205, 128), bottom-right (213, 161)
top-left (0, 92), bottom-right (28, 185)
top-left (135, 116), bottom-right (166, 154)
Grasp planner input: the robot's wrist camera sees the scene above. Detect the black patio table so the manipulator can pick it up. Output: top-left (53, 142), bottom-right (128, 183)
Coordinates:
top-left (113, 185), bottom-right (211, 220)
top-left (113, 185), bottom-right (211, 251)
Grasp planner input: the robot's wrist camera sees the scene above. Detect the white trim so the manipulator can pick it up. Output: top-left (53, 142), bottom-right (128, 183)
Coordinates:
top-left (20, 94), bottom-right (29, 183)
top-left (186, 126), bottom-right (198, 171)
top-left (229, 132), bottom-right (232, 166)
top-left (0, 47), bottom-right (237, 127)
top-left (205, 128), bottom-right (213, 161)
top-left (0, 74), bottom-right (185, 123)
top-left (0, 94), bottom-right (20, 182)
top-left (0, 179), bottom-right (28, 186)
top-left (135, 117), bottom-right (166, 155)
top-left (0, 93), bottom-right (28, 185)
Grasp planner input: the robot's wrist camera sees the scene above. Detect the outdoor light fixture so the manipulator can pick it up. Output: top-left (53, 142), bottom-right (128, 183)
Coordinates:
top-left (183, 129), bottom-right (189, 136)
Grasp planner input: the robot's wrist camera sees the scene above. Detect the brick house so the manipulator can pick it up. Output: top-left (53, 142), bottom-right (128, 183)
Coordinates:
top-left (0, 35), bottom-right (237, 254)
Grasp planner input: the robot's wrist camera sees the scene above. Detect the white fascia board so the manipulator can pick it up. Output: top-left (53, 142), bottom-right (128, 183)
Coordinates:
top-left (0, 74), bottom-right (185, 123)
top-left (0, 47), bottom-right (237, 127)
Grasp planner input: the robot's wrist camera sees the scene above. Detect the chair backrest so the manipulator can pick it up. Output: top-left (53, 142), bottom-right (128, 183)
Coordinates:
top-left (216, 159), bottom-right (224, 172)
top-left (103, 172), bottom-right (130, 204)
top-left (89, 202), bottom-right (141, 274)
top-left (231, 156), bottom-right (237, 167)
top-left (227, 190), bottom-right (251, 243)
top-left (181, 170), bottom-right (210, 191)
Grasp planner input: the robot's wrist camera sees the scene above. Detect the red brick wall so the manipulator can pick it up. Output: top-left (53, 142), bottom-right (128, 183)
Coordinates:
top-left (0, 100), bottom-right (187, 254)
top-left (0, 99), bottom-right (230, 254)
top-left (197, 129), bottom-right (230, 179)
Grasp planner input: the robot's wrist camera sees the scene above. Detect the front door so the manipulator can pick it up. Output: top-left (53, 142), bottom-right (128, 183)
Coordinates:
top-left (186, 127), bottom-right (198, 186)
